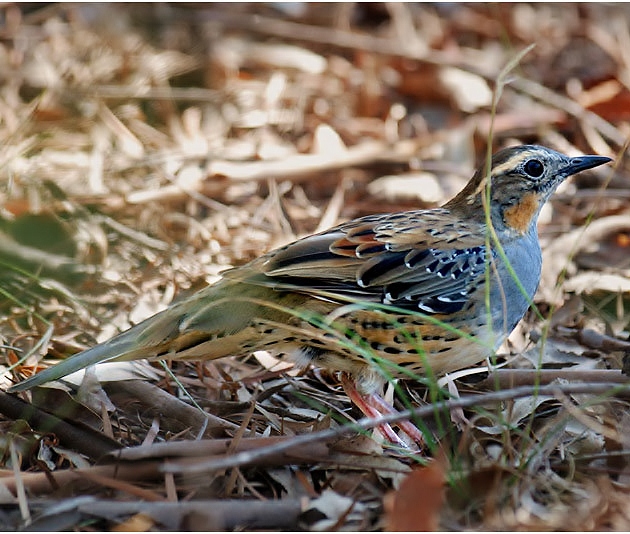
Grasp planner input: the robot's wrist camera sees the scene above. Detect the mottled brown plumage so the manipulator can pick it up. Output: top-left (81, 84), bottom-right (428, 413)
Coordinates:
top-left (9, 145), bottom-right (611, 442)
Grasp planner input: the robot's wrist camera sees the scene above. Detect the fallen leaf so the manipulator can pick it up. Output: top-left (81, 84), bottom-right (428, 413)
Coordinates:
top-left (384, 460), bottom-right (446, 531)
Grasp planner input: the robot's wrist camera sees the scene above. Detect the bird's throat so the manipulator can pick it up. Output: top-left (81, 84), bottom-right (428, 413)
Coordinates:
top-left (502, 192), bottom-right (541, 235)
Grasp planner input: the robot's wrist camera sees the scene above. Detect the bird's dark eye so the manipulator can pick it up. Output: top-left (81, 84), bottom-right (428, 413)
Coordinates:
top-left (524, 159), bottom-right (544, 178)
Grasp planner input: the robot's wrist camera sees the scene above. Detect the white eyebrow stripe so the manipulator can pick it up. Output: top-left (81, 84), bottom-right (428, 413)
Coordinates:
top-left (468, 151), bottom-right (534, 199)
top-left (488, 152), bottom-right (533, 178)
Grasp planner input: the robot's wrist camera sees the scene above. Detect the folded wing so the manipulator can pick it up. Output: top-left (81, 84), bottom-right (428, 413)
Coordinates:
top-left (255, 210), bottom-right (491, 314)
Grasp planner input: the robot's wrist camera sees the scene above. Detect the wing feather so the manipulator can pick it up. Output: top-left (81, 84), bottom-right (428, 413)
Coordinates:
top-left (252, 210), bottom-right (491, 313)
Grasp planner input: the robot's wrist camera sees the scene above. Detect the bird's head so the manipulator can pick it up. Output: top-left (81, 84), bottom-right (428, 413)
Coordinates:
top-left (447, 145), bottom-right (612, 235)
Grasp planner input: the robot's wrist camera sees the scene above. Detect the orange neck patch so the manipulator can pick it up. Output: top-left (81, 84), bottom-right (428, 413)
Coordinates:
top-left (503, 192), bottom-right (541, 234)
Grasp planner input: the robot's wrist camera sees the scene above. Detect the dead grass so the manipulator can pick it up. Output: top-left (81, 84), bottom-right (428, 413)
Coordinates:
top-left (0, 3), bottom-right (630, 531)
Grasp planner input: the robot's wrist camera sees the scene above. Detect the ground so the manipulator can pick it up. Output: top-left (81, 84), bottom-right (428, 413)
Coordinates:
top-left (0, 3), bottom-right (630, 531)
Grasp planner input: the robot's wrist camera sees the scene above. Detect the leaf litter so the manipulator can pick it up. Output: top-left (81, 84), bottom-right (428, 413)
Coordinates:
top-left (0, 3), bottom-right (629, 531)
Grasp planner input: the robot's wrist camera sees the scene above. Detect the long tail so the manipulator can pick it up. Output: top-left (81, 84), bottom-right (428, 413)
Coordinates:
top-left (8, 278), bottom-right (281, 393)
top-left (8, 328), bottom-right (142, 392)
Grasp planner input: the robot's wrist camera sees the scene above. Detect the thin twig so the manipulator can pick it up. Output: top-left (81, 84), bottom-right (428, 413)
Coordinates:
top-left (0, 391), bottom-right (121, 460)
top-left (161, 381), bottom-right (630, 474)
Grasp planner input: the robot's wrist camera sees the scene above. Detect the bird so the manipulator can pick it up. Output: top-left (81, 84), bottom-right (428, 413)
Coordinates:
top-left (8, 145), bottom-right (611, 445)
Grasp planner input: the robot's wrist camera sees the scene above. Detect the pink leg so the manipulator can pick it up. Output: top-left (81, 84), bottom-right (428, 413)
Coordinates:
top-left (340, 373), bottom-right (424, 448)
top-left (366, 390), bottom-right (425, 445)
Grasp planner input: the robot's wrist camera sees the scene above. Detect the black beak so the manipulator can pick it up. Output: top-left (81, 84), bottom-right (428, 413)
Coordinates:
top-left (563, 155), bottom-right (612, 176)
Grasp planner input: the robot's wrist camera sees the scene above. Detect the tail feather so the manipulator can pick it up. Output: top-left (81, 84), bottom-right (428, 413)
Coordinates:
top-left (8, 328), bottom-right (140, 392)
top-left (8, 279), bottom-right (299, 392)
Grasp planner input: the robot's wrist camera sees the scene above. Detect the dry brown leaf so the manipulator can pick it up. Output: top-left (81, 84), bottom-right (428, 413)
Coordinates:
top-left (384, 459), bottom-right (446, 531)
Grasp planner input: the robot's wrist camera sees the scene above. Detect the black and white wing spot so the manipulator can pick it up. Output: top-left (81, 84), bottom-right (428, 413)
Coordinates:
top-left (358, 246), bottom-right (490, 314)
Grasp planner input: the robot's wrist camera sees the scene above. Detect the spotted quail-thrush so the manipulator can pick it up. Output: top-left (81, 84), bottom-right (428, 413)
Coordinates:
top-left (8, 145), bottom-right (611, 443)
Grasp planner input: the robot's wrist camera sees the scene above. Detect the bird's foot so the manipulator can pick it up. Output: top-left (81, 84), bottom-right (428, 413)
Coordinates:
top-left (340, 373), bottom-right (424, 449)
